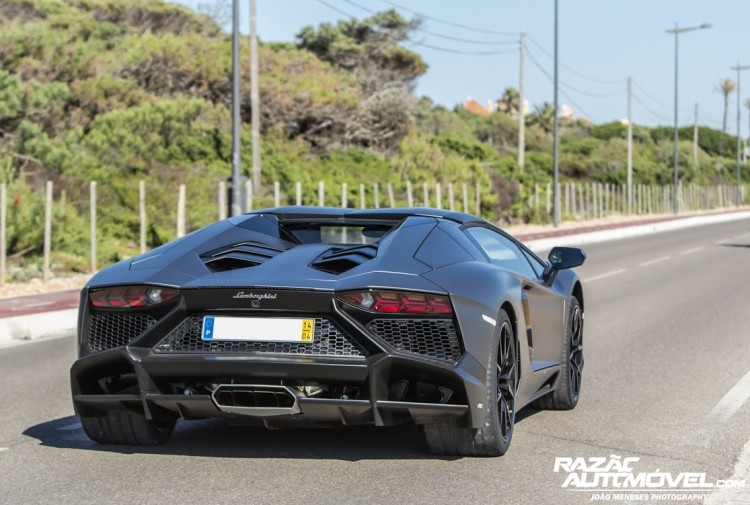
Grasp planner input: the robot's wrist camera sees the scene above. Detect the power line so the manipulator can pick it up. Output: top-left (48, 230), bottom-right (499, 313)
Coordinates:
top-left (406, 40), bottom-right (517, 56)
top-left (314, 0), bottom-right (354, 18)
top-left (338, 0), bottom-right (516, 46)
top-left (632, 80), bottom-right (694, 115)
top-left (527, 36), bottom-right (622, 85)
top-left (527, 50), bottom-right (624, 98)
top-left (375, 0), bottom-right (516, 36)
top-left (632, 80), bottom-right (673, 111)
top-left (316, 0), bottom-right (517, 55)
top-left (526, 50), bottom-right (593, 120)
top-left (632, 93), bottom-right (672, 122)
top-left (418, 29), bottom-right (517, 46)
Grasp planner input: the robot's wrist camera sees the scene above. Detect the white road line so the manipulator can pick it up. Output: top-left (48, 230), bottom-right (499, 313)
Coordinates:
top-left (583, 269), bottom-right (627, 283)
top-left (714, 238), bottom-right (732, 245)
top-left (639, 256), bottom-right (670, 267)
top-left (685, 368), bottom-right (750, 447)
top-left (735, 232), bottom-right (750, 239)
top-left (679, 246), bottom-right (705, 255)
top-left (0, 447), bottom-right (8, 452)
top-left (706, 369), bottom-right (750, 426)
top-left (704, 437), bottom-right (750, 505)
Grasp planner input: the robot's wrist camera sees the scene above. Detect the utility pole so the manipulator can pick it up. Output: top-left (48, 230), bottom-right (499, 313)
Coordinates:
top-left (250, 0), bottom-right (261, 196)
top-left (627, 76), bottom-right (633, 214)
top-left (518, 31), bottom-right (526, 172)
top-left (693, 103), bottom-right (699, 163)
top-left (230, 0), bottom-right (242, 217)
top-left (666, 22), bottom-right (711, 214)
top-left (552, 0), bottom-right (560, 227)
top-left (731, 63), bottom-right (750, 207)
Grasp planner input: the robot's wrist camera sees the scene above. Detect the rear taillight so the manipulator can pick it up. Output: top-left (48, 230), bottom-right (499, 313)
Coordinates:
top-left (337, 290), bottom-right (453, 314)
top-left (90, 286), bottom-right (178, 308)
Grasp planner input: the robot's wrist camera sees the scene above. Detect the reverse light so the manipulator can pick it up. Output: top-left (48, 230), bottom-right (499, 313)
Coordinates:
top-left (337, 290), bottom-right (453, 314)
top-left (90, 285), bottom-right (179, 308)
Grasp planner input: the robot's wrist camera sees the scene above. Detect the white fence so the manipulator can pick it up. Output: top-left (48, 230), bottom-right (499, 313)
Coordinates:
top-left (0, 180), bottom-right (747, 286)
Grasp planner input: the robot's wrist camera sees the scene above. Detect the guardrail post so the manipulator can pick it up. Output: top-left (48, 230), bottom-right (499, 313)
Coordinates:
top-left (0, 183), bottom-right (6, 286)
top-left (218, 181), bottom-right (227, 221)
top-left (43, 181), bottom-right (52, 282)
top-left (90, 181), bottom-right (97, 273)
top-left (139, 181), bottom-right (146, 254)
top-left (177, 184), bottom-right (186, 238)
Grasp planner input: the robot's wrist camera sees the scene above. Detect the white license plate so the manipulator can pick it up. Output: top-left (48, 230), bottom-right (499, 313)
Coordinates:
top-left (201, 316), bottom-right (314, 343)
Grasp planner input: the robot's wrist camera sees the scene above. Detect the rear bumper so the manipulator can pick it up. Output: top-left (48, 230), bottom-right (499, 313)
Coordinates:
top-left (71, 343), bottom-right (488, 428)
top-left (71, 287), bottom-right (490, 428)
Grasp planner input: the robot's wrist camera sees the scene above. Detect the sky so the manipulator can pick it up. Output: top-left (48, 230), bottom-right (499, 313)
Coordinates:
top-left (173, 0), bottom-right (750, 131)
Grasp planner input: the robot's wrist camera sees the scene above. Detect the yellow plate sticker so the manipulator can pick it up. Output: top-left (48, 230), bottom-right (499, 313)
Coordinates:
top-left (301, 319), bottom-right (314, 342)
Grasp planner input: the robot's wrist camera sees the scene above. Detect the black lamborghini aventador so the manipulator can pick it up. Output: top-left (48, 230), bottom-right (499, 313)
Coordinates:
top-left (71, 207), bottom-right (586, 456)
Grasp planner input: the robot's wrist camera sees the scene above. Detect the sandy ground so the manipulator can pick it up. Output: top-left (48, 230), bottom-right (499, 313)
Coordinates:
top-left (0, 206), bottom-right (744, 300)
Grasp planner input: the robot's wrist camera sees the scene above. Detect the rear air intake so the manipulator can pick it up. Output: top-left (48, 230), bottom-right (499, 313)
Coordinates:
top-left (201, 241), bottom-right (287, 272)
top-left (311, 244), bottom-right (378, 274)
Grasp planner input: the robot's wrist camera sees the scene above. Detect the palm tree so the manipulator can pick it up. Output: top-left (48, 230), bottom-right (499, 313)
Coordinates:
top-left (496, 87), bottom-right (520, 117)
top-left (715, 78), bottom-right (737, 133)
top-left (528, 103), bottom-right (555, 136)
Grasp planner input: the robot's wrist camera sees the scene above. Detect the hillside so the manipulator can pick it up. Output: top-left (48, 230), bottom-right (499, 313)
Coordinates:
top-left (0, 0), bottom-right (747, 275)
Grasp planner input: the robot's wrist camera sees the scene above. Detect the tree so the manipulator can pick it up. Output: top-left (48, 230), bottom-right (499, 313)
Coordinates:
top-left (528, 103), bottom-right (555, 136)
top-left (715, 78), bottom-right (737, 133)
top-left (296, 10), bottom-right (427, 92)
top-left (496, 87), bottom-right (519, 117)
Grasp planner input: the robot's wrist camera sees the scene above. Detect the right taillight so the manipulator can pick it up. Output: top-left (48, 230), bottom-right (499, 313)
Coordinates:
top-left (337, 290), bottom-right (453, 314)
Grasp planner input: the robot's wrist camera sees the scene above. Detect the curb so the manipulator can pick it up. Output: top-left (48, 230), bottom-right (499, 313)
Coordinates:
top-left (522, 210), bottom-right (750, 252)
top-left (0, 308), bottom-right (78, 345)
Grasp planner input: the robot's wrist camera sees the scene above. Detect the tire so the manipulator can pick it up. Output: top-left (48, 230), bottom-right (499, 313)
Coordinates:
top-left (535, 297), bottom-right (583, 410)
top-left (80, 411), bottom-right (176, 446)
top-left (424, 309), bottom-right (518, 457)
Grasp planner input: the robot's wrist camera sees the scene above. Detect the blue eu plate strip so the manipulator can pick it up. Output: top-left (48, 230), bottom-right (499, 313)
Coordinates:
top-left (202, 317), bottom-right (215, 340)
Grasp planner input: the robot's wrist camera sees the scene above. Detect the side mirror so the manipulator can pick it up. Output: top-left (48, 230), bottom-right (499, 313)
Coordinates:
top-left (548, 247), bottom-right (586, 270)
top-left (543, 247), bottom-right (586, 285)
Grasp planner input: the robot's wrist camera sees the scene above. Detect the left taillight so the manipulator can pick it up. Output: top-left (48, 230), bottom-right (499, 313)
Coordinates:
top-left (90, 285), bottom-right (179, 309)
top-left (337, 290), bottom-right (453, 314)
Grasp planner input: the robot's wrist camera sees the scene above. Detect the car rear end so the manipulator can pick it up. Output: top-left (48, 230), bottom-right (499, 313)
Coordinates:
top-left (71, 282), bottom-right (491, 431)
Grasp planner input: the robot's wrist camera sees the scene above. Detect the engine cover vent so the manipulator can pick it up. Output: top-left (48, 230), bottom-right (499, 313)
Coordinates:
top-left (311, 244), bottom-right (378, 275)
top-left (201, 241), bottom-right (287, 272)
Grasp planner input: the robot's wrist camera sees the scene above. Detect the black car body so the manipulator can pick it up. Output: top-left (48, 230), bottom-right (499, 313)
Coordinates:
top-left (71, 207), bottom-right (586, 456)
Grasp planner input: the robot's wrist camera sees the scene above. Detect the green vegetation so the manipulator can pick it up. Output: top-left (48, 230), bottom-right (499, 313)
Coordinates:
top-left (0, 0), bottom-right (747, 275)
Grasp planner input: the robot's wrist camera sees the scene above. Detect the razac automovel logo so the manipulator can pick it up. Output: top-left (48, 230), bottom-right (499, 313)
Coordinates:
top-left (554, 455), bottom-right (745, 502)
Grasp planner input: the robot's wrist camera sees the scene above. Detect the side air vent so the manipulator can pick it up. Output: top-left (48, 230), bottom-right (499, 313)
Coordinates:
top-left (201, 241), bottom-right (288, 272)
top-left (311, 244), bottom-right (378, 275)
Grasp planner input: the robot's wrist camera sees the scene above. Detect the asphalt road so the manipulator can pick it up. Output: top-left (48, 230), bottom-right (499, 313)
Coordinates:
top-left (1, 218), bottom-right (750, 505)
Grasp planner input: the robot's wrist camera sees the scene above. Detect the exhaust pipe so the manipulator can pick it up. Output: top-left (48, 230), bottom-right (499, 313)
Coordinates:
top-left (211, 384), bottom-right (301, 416)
